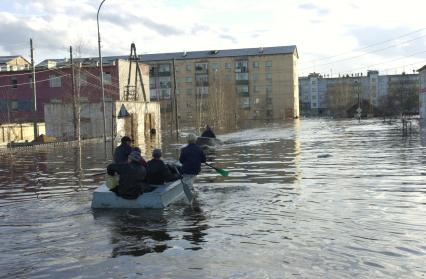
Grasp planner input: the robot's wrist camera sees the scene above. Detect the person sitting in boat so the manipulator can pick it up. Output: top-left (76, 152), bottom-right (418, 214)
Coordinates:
top-left (179, 133), bottom-right (206, 192)
top-left (107, 150), bottom-right (148, 199)
top-left (113, 136), bottom-right (133, 164)
top-left (146, 149), bottom-right (179, 185)
top-left (133, 147), bottom-right (148, 167)
top-left (201, 125), bottom-right (216, 138)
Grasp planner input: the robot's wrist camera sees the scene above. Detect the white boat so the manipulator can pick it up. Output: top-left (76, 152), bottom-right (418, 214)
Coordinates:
top-left (91, 180), bottom-right (187, 209)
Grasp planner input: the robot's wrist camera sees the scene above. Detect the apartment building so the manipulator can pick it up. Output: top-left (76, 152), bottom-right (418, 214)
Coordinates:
top-left (299, 71), bottom-right (419, 117)
top-left (419, 65), bottom-right (426, 127)
top-left (142, 46), bottom-right (299, 129)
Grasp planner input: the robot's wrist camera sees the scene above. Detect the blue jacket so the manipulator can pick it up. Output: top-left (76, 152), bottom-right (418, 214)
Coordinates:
top-left (179, 143), bottom-right (206, 175)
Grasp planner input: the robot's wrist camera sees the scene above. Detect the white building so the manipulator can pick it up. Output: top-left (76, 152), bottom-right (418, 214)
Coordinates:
top-left (419, 65), bottom-right (426, 127)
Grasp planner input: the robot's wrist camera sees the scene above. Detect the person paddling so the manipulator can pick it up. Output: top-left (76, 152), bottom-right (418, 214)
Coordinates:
top-left (201, 125), bottom-right (216, 138)
top-left (179, 133), bottom-right (206, 202)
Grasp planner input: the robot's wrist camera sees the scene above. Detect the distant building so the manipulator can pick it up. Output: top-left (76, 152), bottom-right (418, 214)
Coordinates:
top-left (419, 65), bottom-right (426, 127)
top-left (299, 71), bottom-right (419, 117)
top-left (0, 55), bottom-right (30, 72)
top-left (141, 46), bottom-right (300, 129)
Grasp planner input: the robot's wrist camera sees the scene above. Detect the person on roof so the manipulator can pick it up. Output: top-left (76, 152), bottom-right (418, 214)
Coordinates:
top-left (201, 125), bottom-right (216, 138)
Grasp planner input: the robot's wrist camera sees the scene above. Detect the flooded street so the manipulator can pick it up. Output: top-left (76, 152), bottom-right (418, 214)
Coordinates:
top-left (1, 119), bottom-right (425, 278)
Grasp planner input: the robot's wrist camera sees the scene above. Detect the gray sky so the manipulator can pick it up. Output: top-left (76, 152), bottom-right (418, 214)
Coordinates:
top-left (0, 0), bottom-right (425, 76)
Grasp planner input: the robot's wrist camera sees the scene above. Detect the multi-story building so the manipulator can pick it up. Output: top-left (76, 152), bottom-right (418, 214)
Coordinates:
top-left (299, 71), bottom-right (419, 117)
top-left (419, 65), bottom-right (426, 127)
top-left (142, 46), bottom-right (299, 129)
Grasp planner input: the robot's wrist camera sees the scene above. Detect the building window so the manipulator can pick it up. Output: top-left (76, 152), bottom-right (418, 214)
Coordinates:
top-left (161, 89), bottom-right (171, 99)
top-left (265, 61), bottom-right (272, 68)
top-left (11, 77), bottom-right (18, 88)
top-left (101, 72), bottom-right (112, 85)
top-left (196, 87), bottom-right (208, 96)
top-left (196, 74), bottom-right (209, 86)
top-left (186, 88), bottom-right (192, 95)
top-left (265, 73), bottom-right (272, 81)
top-left (159, 76), bottom-right (171, 88)
top-left (240, 97), bottom-right (250, 109)
top-left (237, 85), bottom-right (249, 97)
top-left (185, 76), bottom-right (193, 83)
top-left (49, 75), bottom-right (62, 88)
top-left (253, 61), bottom-right (259, 68)
top-left (159, 64), bottom-right (171, 73)
top-left (225, 63), bottom-right (232, 69)
top-left (266, 85), bottom-right (272, 93)
top-left (211, 63), bottom-right (220, 70)
top-left (195, 63), bottom-right (208, 73)
top-left (236, 72), bottom-right (248, 80)
top-left (78, 74), bottom-right (88, 87)
top-left (175, 66), bottom-right (180, 73)
top-left (235, 60), bottom-right (248, 72)
top-left (254, 85), bottom-right (261, 93)
top-left (186, 64), bottom-right (192, 71)
top-left (252, 73), bottom-right (259, 81)
top-left (150, 79), bottom-right (156, 89)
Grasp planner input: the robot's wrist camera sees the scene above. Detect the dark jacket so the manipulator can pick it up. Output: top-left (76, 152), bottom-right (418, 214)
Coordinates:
top-left (146, 159), bottom-right (176, 185)
top-left (179, 143), bottom-right (206, 175)
top-left (113, 143), bottom-right (133, 164)
top-left (201, 129), bottom-right (216, 138)
top-left (107, 162), bottom-right (147, 199)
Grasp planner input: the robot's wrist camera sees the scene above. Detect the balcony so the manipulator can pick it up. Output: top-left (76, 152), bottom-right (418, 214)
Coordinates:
top-left (236, 80), bottom-right (249, 85)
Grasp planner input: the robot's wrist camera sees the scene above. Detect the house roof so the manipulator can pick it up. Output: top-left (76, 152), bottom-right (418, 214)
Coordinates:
top-left (418, 65), bottom-right (426, 72)
top-left (0, 55), bottom-right (29, 64)
top-left (138, 45), bottom-right (298, 61)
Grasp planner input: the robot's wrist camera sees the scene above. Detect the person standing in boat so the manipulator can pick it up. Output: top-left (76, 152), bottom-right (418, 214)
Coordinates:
top-left (179, 133), bottom-right (206, 201)
top-left (113, 136), bottom-right (133, 164)
top-left (107, 151), bottom-right (147, 199)
top-left (146, 149), bottom-right (179, 185)
top-left (201, 125), bottom-right (216, 138)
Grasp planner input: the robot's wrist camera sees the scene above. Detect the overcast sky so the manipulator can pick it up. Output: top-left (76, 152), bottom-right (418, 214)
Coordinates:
top-left (0, 0), bottom-right (425, 76)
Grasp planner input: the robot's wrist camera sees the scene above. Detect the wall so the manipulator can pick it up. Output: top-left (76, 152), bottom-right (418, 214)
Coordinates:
top-left (44, 101), bottom-right (160, 141)
top-left (0, 122), bottom-right (45, 144)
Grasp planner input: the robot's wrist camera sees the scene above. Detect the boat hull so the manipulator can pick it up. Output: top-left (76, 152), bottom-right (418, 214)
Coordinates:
top-left (91, 180), bottom-right (186, 209)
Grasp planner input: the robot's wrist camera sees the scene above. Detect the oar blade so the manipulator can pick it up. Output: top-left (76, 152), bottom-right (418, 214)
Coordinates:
top-left (216, 168), bottom-right (229, 177)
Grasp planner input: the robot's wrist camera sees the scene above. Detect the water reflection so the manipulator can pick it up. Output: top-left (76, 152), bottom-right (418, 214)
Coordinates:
top-left (92, 209), bottom-right (171, 258)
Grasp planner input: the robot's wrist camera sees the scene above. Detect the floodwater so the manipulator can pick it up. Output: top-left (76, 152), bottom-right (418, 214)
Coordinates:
top-left (1, 119), bottom-right (426, 278)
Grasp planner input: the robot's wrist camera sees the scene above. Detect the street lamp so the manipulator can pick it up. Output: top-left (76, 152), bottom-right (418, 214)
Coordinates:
top-left (97, 0), bottom-right (107, 153)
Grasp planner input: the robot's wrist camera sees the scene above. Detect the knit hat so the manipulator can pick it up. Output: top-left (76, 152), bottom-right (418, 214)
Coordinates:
top-left (128, 151), bottom-right (142, 162)
top-left (152, 149), bottom-right (162, 158)
top-left (121, 136), bottom-right (132, 143)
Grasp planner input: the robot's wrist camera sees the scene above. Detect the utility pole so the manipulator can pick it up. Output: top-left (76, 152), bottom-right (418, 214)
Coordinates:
top-left (70, 46), bottom-right (80, 142)
top-left (30, 38), bottom-right (38, 141)
top-left (172, 59), bottom-right (179, 141)
top-left (97, 0), bottom-right (107, 156)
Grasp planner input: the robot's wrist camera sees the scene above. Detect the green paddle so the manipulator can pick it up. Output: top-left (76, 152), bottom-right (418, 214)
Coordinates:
top-left (204, 163), bottom-right (229, 177)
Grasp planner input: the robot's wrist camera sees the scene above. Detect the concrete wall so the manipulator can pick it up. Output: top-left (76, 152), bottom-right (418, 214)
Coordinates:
top-left (0, 122), bottom-right (45, 144)
top-left (44, 101), bottom-right (160, 141)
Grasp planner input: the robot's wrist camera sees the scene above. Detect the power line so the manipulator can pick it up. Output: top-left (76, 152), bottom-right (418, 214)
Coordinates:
top-left (302, 27), bottom-right (426, 64)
